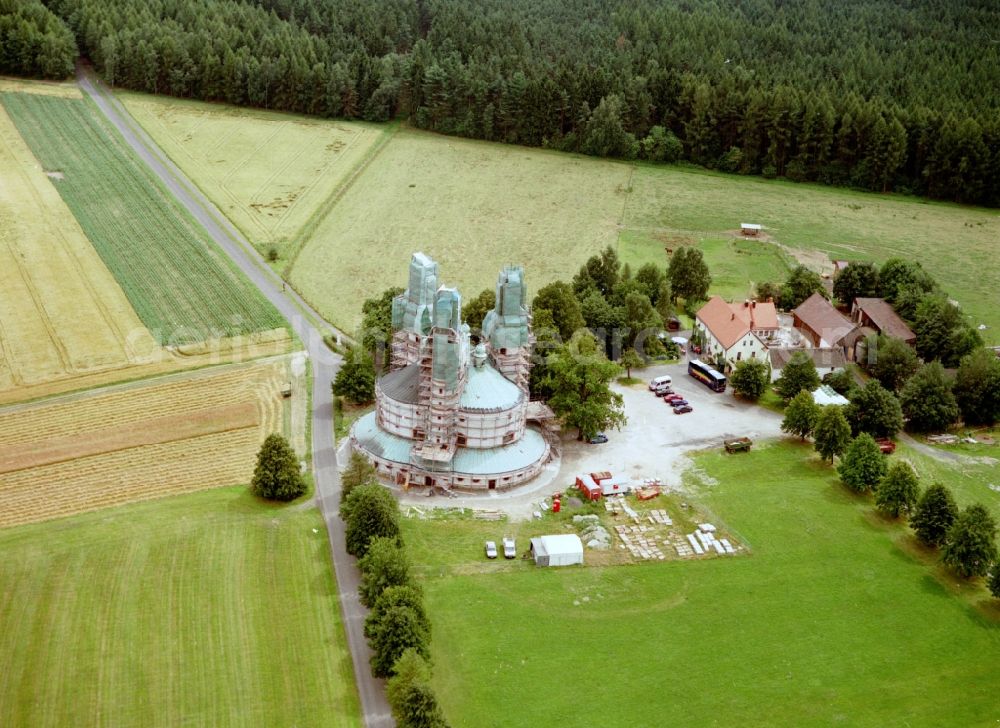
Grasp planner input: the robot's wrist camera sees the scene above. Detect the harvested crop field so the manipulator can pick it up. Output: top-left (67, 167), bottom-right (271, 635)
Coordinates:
top-left (120, 92), bottom-right (385, 257)
top-left (0, 356), bottom-right (304, 528)
top-left (0, 91), bottom-right (286, 344)
top-left (0, 82), bottom-right (293, 405)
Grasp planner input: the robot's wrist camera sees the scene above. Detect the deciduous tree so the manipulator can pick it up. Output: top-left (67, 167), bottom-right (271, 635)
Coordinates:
top-left (667, 247), bottom-right (711, 304)
top-left (730, 359), bottom-right (769, 401)
top-left (813, 405), bottom-right (852, 463)
top-left (532, 281), bottom-right (585, 342)
top-left (942, 504), bottom-right (998, 579)
top-left (782, 390), bottom-right (820, 440)
top-left (837, 433), bottom-right (888, 493)
top-left (358, 537), bottom-right (412, 608)
top-left (369, 605), bottom-right (431, 678)
top-left (833, 262), bottom-right (879, 306)
top-left (846, 380), bottom-right (903, 437)
top-left (543, 332), bottom-right (626, 441)
top-left (899, 362), bottom-right (959, 432)
top-left (341, 451), bottom-right (378, 506)
top-left (780, 266), bottom-right (826, 310)
top-left (910, 482), bottom-right (959, 547)
top-left (776, 351), bottom-right (820, 400)
top-left (344, 483), bottom-right (401, 557)
top-left (333, 345), bottom-right (376, 405)
top-left (953, 348), bottom-right (1000, 425)
top-left (875, 461), bottom-right (920, 518)
top-left (868, 336), bottom-right (920, 392)
top-left (461, 288), bottom-right (495, 333)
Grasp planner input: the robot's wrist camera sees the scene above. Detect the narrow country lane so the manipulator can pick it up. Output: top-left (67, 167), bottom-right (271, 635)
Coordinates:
top-left (76, 68), bottom-right (394, 728)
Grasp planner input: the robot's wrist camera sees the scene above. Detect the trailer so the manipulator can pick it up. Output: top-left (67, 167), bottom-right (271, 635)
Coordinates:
top-left (724, 437), bottom-right (753, 453)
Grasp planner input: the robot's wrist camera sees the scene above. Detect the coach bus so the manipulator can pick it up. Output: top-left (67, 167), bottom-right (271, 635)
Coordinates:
top-left (688, 358), bottom-right (727, 392)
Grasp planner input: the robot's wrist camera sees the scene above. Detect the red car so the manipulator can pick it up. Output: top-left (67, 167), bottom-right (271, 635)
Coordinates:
top-left (663, 393), bottom-right (684, 402)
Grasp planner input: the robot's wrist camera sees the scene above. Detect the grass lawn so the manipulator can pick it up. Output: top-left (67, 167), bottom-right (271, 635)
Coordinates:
top-left (118, 92), bottom-right (386, 261)
top-left (404, 442), bottom-right (999, 727)
top-left (0, 487), bottom-right (361, 727)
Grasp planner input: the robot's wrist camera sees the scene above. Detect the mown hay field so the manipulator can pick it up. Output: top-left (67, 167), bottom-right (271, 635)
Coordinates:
top-left (289, 129), bottom-right (632, 331)
top-left (0, 486), bottom-right (361, 727)
top-left (119, 92), bottom-right (385, 258)
top-left (0, 357), bottom-right (300, 528)
top-left (0, 91), bottom-right (287, 344)
top-left (408, 442), bottom-right (999, 727)
top-left (119, 95), bottom-right (999, 339)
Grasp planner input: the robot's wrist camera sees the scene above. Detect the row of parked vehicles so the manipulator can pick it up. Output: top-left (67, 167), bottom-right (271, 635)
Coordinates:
top-left (648, 375), bottom-right (693, 414)
top-left (485, 536), bottom-right (516, 559)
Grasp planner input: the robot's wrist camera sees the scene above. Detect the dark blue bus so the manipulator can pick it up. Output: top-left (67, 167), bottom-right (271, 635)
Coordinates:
top-left (688, 358), bottom-right (727, 392)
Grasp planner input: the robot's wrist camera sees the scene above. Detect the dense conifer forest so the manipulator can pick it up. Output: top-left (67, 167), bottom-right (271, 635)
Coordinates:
top-left (5, 0), bottom-right (1000, 205)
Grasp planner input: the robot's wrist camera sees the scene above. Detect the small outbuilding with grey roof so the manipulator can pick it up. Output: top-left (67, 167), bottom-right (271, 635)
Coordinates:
top-left (529, 534), bottom-right (584, 567)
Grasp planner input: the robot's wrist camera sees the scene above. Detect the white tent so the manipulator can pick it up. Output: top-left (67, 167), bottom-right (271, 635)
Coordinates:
top-left (812, 384), bottom-right (849, 407)
top-left (530, 534), bottom-right (584, 567)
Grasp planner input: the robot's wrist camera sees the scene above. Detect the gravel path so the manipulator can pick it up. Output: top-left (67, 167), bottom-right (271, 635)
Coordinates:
top-left (77, 67), bottom-right (393, 728)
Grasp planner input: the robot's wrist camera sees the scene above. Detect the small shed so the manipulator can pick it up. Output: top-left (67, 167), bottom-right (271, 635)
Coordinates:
top-left (574, 473), bottom-right (602, 501)
top-left (530, 535), bottom-right (584, 567)
top-left (740, 223), bottom-right (762, 236)
top-left (599, 474), bottom-right (631, 496)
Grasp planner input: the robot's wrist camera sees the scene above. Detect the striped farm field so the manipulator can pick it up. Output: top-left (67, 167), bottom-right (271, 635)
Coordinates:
top-left (0, 357), bottom-right (302, 528)
top-left (0, 487), bottom-right (361, 726)
top-left (119, 92), bottom-right (385, 259)
top-left (0, 91), bottom-right (286, 344)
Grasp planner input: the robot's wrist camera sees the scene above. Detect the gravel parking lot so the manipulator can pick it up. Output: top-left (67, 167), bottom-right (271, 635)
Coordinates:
top-left (559, 360), bottom-right (783, 491)
top-left (395, 358), bottom-right (784, 519)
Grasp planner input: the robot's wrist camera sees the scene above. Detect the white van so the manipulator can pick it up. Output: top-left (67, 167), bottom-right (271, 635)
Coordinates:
top-left (648, 375), bottom-right (672, 391)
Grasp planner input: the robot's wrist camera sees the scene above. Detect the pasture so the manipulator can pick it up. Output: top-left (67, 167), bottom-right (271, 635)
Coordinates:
top-left (0, 486), bottom-right (361, 727)
top-left (622, 167), bottom-right (1000, 341)
top-left (0, 91), bottom-right (287, 344)
top-left (119, 93), bottom-right (385, 259)
top-left (0, 356), bottom-right (304, 528)
top-left (405, 443), bottom-right (999, 727)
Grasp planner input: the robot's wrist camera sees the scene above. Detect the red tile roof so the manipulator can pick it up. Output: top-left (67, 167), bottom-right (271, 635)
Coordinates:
top-left (730, 299), bottom-right (779, 331)
top-left (697, 296), bottom-right (752, 350)
top-left (853, 298), bottom-right (915, 342)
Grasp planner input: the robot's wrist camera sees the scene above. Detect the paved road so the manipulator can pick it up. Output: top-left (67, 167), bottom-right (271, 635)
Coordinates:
top-left (77, 69), bottom-right (394, 728)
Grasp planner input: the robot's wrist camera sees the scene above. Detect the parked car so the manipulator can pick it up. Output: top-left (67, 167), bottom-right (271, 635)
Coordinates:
top-left (502, 537), bottom-right (516, 559)
top-left (485, 541), bottom-right (498, 559)
top-left (588, 433), bottom-right (609, 444)
top-left (875, 437), bottom-right (896, 454)
top-left (648, 375), bottom-right (672, 391)
top-left (663, 393), bottom-right (684, 402)
top-left (669, 399), bottom-right (690, 407)
top-left (653, 385), bottom-right (673, 396)
top-left (674, 404), bottom-right (693, 414)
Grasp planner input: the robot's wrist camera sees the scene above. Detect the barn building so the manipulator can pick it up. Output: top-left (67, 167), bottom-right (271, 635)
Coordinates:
top-left (851, 298), bottom-right (916, 346)
top-left (791, 292), bottom-right (862, 361)
top-left (351, 253), bottom-right (551, 492)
